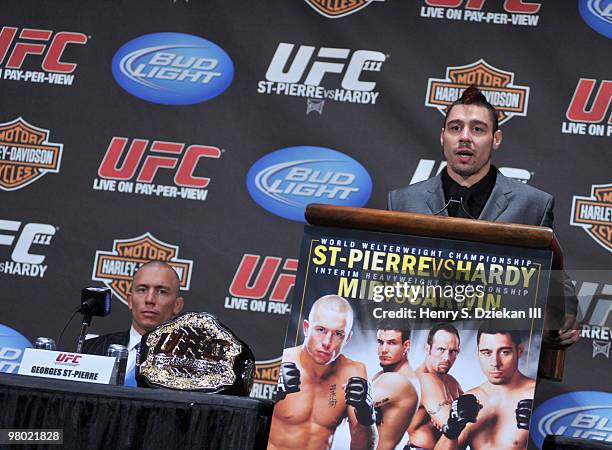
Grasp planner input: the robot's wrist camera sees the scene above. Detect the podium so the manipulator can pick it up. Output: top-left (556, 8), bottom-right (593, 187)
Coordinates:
top-left (268, 203), bottom-right (567, 450)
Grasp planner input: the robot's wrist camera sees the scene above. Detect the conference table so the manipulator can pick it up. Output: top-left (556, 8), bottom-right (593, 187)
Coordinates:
top-left (0, 372), bottom-right (273, 449)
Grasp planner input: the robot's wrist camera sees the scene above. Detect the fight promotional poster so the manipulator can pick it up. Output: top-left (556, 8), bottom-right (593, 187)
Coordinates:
top-left (269, 226), bottom-right (550, 449)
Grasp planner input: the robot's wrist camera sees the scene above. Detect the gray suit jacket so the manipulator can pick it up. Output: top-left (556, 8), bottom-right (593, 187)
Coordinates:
top-left (388, 170), bottom-right (554, 226)
top-left (387, 170), bottom-right (577, 316)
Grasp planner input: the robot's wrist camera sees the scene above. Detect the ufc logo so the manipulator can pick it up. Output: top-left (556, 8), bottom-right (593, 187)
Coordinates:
top-left (229, 254), bottom-right (298, 302)
top-left (265, 43), bottom-right (386, 91)
top-left (566, 79), bottom-right (612, 124)
top-left (0, 26), bottom-right (88, 73)
top-left (0, 219), bottom-right (55, 264)
top-left (576, 281), bottom-right (612, 327)
top-left (425, 0), bottom-right (541, 13)
top-left (154, 332), bottom-right (228, 361)
top-left (98, 137), bottom-right (221, 188)
top-left (56, 353), bottom-right (81, 363)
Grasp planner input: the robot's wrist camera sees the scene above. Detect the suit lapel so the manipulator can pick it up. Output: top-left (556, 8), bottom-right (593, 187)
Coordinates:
top-left (479, 171), bottom-right (511, 221)
top-left (426, 175), bottom-right (447, 216)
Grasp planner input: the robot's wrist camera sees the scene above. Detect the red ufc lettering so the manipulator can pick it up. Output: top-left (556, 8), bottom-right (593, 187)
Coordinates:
top-left (56, 353), bottom-right (81, 363)
top-left (566, 79), bottom-right (612, 124)
top-left (97, 137), bottom-right (220, 187)
top-left (0, 26), bottom-right (87, 73)
top-left (229, 255), bottom-right (298, 302)
top-left (424, 0), bottom-right (540, 13)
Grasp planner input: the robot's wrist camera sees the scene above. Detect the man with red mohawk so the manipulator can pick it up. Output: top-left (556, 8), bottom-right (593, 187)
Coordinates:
top-left (388, 85), bottom-right (579, 345)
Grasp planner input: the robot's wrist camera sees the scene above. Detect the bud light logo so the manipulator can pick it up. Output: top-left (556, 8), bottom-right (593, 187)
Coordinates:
top-left (579, 0), bottom-right (612, 39)
top-left (111, 32), bottom-right (234, 105)
top-left (531, 391), bottom-right (612, 448)
top-left (246, 146), bottom-right (372, 222)
top-left (0, 324), bottom-right (31, 374)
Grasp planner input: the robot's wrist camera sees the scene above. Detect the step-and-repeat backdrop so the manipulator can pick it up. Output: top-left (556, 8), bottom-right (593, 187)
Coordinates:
top-left (1, 1), bottom-right (610, 446)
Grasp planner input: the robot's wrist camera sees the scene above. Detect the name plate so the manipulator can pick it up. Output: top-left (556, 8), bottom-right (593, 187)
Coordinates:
top-left (17, 348), bottom-right (115, 384)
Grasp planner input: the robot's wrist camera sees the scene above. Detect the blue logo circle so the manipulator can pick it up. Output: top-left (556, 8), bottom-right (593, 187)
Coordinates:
top-left (579, 0), bottom-right (612, 38)
top-left (531, 391), bottom-right (612, 448)
top-left (246, 146), bottom-right (373, 222)
top-left (0, 324), bottom-right (32, 374)
top-left (112, 32), bottom-right (234, 105)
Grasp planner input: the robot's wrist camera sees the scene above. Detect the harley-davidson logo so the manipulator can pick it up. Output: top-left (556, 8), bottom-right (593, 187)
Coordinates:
top-left (0, 117), bottom-right (63, 190)
top-left (249, 356), bottom-right (282, 400)
top-left (255, 356), bottom-right (282, 386)
top-left (304, 0), bottom-right (384, 19)
top-left (425, 59), bottom-right (530, 125)
top-left (570, 183), bottom-right (612, 252)
top-left (92, 233), bottom-right (193, 303)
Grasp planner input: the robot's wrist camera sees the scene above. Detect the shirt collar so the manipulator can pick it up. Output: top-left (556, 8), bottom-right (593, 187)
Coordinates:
top-left (442, 165), bottom-right (497, 200)
top-left (128, 326), bottom-right (142, 351)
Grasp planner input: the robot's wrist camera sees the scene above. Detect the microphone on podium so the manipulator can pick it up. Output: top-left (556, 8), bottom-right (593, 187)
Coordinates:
top-left (434, 186), bottom-right (474, 219)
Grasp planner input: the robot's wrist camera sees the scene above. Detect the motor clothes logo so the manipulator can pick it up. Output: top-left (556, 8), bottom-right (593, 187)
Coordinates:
top-left (426, 59), bottom-right (530, 125)
top-left (419, 0), bottom-right (541, 26)
top-left (0, 324), bottom-right (31, 374)
top-left (112, 32), bottom-right (234, 105)
top-left (93, 137), bottom-right (221, 201)
top-left (304, 0), bottom-right (385, 19)
top-left (570, 183), bottom-right (612, 252)
top-left (531, 391), bottom-right (612, 447)
top-left (0, 26), bottom-right (88, 86)
top-left (246, 146), bottom-right (372, 222)
top-left (224, 254), bottom-right (298, 316)
top-left (257, 43), bottom-right (386, 112)
top-left (579, 0), bottom-right (612, 38)
top-left (561, 79), bottom-right (612, 137)
top-left (250, 356), bottom-right (282, 400)
top-left (92, 233), bottom-right (193, 305)
top-left (0, 118), bottom-right (63, 191)
top-left (410, 159), bottom-right (532, 185)
top-left (0, 219), bottom-right (56, 278)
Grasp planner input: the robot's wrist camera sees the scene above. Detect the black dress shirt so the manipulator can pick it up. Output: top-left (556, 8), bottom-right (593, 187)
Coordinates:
top-left (442, 166), bottom-right (497, 219)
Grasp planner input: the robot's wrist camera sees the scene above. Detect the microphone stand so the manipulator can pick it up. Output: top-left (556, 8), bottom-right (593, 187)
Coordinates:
top-left (76, 310), bottom-right (93, 353)
top-left (433, 196), bottom-right (475, 219)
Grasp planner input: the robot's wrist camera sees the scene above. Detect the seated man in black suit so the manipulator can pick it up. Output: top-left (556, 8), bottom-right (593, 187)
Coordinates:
top-left (82, 260), bottom-right (184, 385)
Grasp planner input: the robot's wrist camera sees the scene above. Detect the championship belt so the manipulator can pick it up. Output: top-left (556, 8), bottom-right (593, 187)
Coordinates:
top-left (136, 312), bottom-right (255, 396)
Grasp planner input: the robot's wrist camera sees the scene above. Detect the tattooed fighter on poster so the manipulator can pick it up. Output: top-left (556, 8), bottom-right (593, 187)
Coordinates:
top-left (268, 295), bottom-right (378, 450)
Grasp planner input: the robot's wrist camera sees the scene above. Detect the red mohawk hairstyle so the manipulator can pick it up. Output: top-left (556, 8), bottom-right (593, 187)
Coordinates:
top-left (444, 84), bottom-right (500, 132)
top-left (459, 84), bottom-right (483, 104)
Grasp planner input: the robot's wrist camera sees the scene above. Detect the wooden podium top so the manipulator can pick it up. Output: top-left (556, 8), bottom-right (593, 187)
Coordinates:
top-left (305, 204), bottom-right (555, 250)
